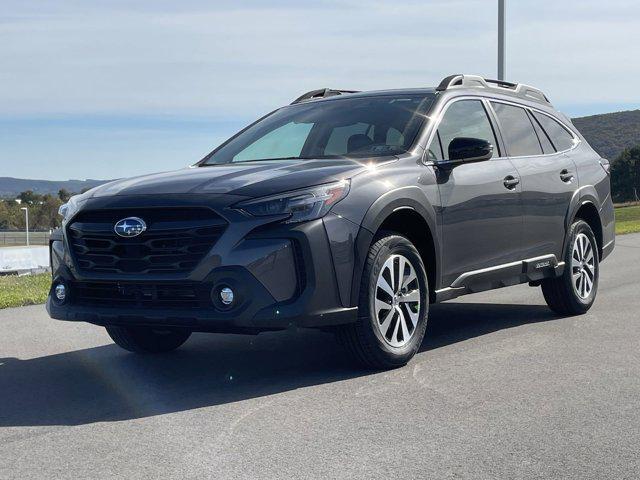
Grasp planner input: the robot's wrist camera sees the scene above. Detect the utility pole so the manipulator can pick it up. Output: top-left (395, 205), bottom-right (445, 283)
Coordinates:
top-left (21, 207), bottom-right (29, 247)
top-left (498, 0), bottom-right (506, 80)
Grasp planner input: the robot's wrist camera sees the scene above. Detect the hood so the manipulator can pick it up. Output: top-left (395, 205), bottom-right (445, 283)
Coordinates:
top-left (89, 159), bottom-right (374, 199)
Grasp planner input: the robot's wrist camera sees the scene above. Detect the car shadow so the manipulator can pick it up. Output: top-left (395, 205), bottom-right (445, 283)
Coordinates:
top-left (422, 302), bottom-right (556, 351)
top-left (0, 302), bottom-right (557, 427)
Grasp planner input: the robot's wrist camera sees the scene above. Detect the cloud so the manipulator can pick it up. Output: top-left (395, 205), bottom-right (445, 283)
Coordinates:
top-left (0, 0), bottom-right (495, 117)
top-left (4, 0), bottom-right (638, 118)
top-left (1, 0), bottom-right (639, 179)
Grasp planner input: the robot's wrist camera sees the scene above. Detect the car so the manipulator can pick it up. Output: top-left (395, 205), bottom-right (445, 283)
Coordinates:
top-left (47, 74), bottom-right (615, 368)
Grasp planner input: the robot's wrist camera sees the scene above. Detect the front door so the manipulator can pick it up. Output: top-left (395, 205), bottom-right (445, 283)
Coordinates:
top-left (429, 98), bottom-right (523, 287)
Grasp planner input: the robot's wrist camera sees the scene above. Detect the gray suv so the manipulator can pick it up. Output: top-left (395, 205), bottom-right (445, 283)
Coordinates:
top-left (48, 74), bottom-right (615, 368)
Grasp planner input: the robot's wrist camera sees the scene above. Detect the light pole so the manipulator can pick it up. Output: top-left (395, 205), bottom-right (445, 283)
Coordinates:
top-left (20, 207), bottom-right (29, 247)
top-left (498, 0), bottom-right (506, 80)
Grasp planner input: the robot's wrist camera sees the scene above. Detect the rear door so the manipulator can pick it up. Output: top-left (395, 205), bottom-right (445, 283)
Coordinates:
top-left (490, 101), bottom-right (579, 261)
top-left (429, 98), bottom-right (524, 287)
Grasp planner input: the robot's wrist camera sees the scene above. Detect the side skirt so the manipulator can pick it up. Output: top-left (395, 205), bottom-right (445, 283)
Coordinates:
top-left (434, 254), bottom-right (564, 303)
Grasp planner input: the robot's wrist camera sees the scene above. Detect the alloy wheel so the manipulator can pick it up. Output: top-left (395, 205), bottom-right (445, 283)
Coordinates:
top-left (375, 254), bottom-right (421, 348)
top-left (571, 233), bottom-right (596, 299)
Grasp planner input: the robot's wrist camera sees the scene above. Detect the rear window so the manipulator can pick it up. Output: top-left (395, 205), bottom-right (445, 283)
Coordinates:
top-left (528, 110), bottom-right (555, 154)
top-left (491, 102), bottom-right (542, 156)
top-left (532, 112), bottom-right (576, 152)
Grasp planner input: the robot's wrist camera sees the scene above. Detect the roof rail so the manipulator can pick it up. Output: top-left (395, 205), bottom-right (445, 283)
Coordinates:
top-left (291, 88), bottom-right (359, 105)
top-left (484, 78), bottom-right (518, 89)
top-left (435, 74), bottom-right (551, 105)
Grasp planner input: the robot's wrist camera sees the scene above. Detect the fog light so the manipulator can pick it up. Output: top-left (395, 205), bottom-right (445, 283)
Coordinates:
top-left (219, 287), bottom-right (234, 305)
top-left (54, 283), bottom-right (67, 302)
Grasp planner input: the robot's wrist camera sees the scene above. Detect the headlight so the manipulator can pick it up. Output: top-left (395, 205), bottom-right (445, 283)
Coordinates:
top-left (58, 195), bottom-right (82, 222)
top-left (235, 180), bottom-right (350, 224)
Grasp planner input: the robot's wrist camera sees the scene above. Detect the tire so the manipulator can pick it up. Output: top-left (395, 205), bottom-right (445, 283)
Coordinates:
top-left (337, 232), bottom-right (429, 369)
top-left (106, 325), bottom-right (192, 353)
top-left (541, 219), bottom-right (599, 316)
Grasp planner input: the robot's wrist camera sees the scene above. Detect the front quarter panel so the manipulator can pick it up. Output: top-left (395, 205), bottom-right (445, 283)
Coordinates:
top-left (330, 157), bottom-right (441, 305)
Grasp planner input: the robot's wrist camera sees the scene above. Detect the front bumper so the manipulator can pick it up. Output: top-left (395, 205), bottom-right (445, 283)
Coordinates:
top-left (47, 194), bottom-right (359, 332)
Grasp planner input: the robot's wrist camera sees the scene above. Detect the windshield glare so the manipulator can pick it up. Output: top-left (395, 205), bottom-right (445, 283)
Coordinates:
top-left (202, 94), bottom-right (435, 165)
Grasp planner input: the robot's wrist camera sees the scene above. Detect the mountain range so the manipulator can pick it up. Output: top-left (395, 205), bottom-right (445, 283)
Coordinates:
top-left (1, 109), bottom-right (639, 198)
top-left (572, 109), bottom-right (640, 160)
top-left (0, 177), bottom-right (109, 199)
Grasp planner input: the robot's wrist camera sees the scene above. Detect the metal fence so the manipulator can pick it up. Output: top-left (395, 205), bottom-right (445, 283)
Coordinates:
top-left (0, 231), bottom-right (51, 247)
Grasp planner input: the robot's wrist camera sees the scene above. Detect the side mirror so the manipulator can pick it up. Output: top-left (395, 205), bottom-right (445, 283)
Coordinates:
top-left (447, 137), bottom-right (493, 163)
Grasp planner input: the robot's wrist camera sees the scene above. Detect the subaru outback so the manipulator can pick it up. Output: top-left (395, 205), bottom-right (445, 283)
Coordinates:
top-left (48, 74), bottom-right (615, 368)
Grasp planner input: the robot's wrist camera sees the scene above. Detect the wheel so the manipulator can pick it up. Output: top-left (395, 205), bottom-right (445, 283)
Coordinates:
top-left (337, 232), bottom-right (429, 369)
top-left (106, 325), bottom-right (191, 353)
top-left (541, 219), bottom-right (599, 315)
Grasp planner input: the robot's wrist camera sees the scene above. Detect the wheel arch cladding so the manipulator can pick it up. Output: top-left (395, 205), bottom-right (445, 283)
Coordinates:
top-left (573, 201), bottom-right (603, 260)
top-left (352, 188), bottom-right (440, 305)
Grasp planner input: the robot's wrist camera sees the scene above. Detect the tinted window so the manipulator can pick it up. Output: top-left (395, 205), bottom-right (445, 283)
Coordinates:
top-left (532, 112), bottom-right (576, 151)
top-left (436, 100), bottom-right (498, 160)
top-left (528, 110), bottom-right (555, 154)
top-left (491, 102), bottom-right (542, 156)
top-left (203, 94), bottom-right (435, 164)
top-left (427, 132), bottom-right (444, 161)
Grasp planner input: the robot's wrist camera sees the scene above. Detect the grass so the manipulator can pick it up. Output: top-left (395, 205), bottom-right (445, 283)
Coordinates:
top-left (0, 206), bottom-right (638, 310)
top-left (615, 204), bottom-right (640, 235)
top-left (0, 273), bottom-right (50, 309)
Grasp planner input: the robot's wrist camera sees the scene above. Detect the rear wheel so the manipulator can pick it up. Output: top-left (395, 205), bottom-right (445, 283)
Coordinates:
top-left (337, 232), bottom-right (429, 369)
top-left (106, 326), bottom-right (191, 353)
top-left (541, 220), bottom-right (599, 315)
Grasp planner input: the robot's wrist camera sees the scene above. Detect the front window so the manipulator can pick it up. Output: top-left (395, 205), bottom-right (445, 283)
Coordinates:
top-left (431, 99), bottom-right (500, 161)
top-left (202, 94), bottom-right (435, 164)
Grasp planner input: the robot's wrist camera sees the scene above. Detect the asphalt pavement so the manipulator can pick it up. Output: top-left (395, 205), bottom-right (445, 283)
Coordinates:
top-left (1, 233), bottom-right (639, 479)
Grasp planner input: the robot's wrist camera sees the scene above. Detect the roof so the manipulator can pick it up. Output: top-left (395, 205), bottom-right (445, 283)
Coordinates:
top-left (290, 74), bottom-right (552, 107)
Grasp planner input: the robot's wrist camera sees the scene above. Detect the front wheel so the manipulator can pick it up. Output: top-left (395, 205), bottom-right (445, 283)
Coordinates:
top-left (106, 326), bottom-right (191, 353)
top-left (337, 232), bottom-right (429, 369)
top-left (541, 220), bottom-right (599, 315)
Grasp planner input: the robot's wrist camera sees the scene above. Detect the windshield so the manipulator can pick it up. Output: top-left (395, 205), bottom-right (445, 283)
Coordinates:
top-left (201, 94), bottom-right (435, 165)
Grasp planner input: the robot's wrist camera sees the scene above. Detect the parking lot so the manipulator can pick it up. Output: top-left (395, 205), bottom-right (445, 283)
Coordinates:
top-left (1, 233), bottom-right (639, 479)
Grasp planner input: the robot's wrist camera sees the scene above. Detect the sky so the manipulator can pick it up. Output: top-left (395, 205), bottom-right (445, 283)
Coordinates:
top-left (2, 0), bottom-right (640, 181)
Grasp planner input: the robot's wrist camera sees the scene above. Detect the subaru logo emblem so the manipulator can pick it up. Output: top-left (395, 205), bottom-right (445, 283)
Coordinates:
top-left (114, 217), bottom-right (147, 238)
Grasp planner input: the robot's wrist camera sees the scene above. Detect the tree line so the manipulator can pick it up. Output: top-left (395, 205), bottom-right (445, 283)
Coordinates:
top-left (0, 189), bottom-right (74, 231)
top-left (611, 146), bottom-right (640, 203)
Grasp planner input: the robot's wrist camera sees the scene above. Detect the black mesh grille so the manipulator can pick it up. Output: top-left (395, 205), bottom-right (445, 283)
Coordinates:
top-left (72, 282), bottom-right (213, 309)
top-left (67, 207), bottom-right (226, 274)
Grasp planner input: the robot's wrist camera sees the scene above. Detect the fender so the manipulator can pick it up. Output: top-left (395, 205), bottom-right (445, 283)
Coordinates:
top-left (566, 185), bottom-right (601, 230)
top-left (50, 228), bottom-right (63, 243)
top-left (563, 185), bottom-right (603, 256)
top-left (350, 186), bottom-right (441, 306)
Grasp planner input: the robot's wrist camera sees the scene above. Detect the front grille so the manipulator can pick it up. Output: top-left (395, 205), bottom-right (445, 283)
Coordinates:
top-left (73, 282), bottom-right (213, 309)
top-left (67, 207), bottom-right (226, 274)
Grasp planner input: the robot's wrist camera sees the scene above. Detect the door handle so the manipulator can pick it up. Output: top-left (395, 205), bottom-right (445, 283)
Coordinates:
top-left (503, 175), bottom-right (520, 190)
top-left (560, 169), bottom-right (574, 183)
